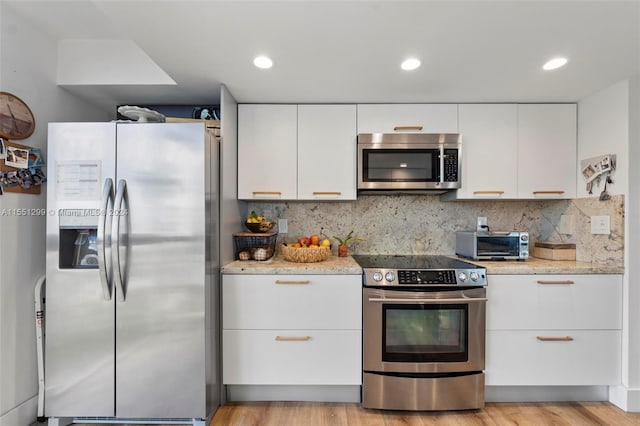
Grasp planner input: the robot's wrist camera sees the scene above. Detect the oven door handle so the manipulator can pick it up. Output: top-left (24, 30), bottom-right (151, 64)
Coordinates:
top-left (367, 297), bottom-right (487, 303)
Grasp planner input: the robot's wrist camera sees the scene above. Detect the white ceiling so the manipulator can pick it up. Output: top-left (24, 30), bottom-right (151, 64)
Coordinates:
top-left (6, 0), bottom-right (640, 108)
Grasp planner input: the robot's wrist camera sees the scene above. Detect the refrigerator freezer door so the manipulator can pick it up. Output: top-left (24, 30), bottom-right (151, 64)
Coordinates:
top-left (114, 123), bottom-right (207, 418)
top-left (45, 123), bottom-right (116, 416)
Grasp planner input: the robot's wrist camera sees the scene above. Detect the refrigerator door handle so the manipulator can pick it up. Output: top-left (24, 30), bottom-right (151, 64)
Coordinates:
top-left (98, 178), bottom-right (114, 301)
top-left (112, 179), bottom-right (128, 302)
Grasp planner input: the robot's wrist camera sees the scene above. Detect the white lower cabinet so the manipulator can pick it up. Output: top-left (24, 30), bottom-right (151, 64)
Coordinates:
top-left (486, 274), bottom-right (622, 386)
top-left (223, 330), bottom-right (361, 385)
top-left (486, 330), bottom-right (621, 386)
top-left (222, 274), bottom-right (362, 388)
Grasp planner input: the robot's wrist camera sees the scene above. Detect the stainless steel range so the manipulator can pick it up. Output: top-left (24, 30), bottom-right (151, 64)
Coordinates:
top-left (353, 255), bottom-right (487, 411)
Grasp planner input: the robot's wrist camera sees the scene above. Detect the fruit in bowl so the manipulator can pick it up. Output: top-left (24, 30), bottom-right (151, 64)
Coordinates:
top-left (245, 211), bottom-right (275, 233)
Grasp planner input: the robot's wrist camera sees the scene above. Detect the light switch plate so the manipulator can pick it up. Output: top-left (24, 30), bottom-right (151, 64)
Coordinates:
top-left (278, 218), bottom-right (288, 234)
top-left (591, 215), bottom-right (610, 235)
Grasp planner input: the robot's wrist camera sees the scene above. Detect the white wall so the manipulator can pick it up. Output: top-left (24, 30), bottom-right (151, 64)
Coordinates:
top-left (576, 80), bottom-right (629, 198)
top-left (578, 76), bottom-right (640, 411)
top-left (0, 4), bottom-right (110, 426)
top-left (220, 85), bottom-right (243, 265)
top-left (626, 74), bottom-right (640, 402)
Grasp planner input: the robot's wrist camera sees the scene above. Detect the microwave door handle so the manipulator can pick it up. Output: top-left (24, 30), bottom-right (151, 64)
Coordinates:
top-left (112, 179), bottom-right (128, 302)
top-left (439, 145), bottom-right (445, 184)
top-left (97, 178), bottom-right (114, 301)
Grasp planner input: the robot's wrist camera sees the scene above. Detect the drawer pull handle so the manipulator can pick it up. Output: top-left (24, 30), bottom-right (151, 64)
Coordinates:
top-left (473, 190), bottom-right (505, 195)
top-left (393, 125), bottom-right (423, 131)
top-left (536, 280), bottom-right (575, 285)
top-left (537, 336), bottom-right (574, 342)
top-left (253, 191), bottom-right (282, 196)
top-left (275, 280), bottom-right (311, 285)
top-left (275, 336), bottom-right (311, 341)
top-left (313, 191), bottom-right (342, 196)
top-left (532, 191), bottom-right (565, 195)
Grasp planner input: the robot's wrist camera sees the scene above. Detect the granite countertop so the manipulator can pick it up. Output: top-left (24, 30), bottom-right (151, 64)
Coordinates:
top-left (465, 256), bottom-right (624, 275)
top-left (222, 253), bottom-right (624, 276)
top-left (222, 254), bottom-right (363, 275)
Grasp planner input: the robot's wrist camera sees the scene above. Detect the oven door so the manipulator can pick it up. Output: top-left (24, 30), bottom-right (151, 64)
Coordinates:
top-left (363, 287), bottom-right (486, 374)
top-left (358, 144), bottom-right (442, 190)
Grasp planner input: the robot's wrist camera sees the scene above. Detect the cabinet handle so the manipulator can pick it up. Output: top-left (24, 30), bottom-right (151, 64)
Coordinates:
top-left (253, 191), bottom-right (282, 196)
top-left (473, 190), bottom-right (505, 195)
top-left (393, 125), bottom-right (423, 131)
top-left (532, 191), bottom-right (565, 195)
top-left (275, 280), bottom-right (311, 285)
top-left (275, 336), bottom-right (311, 341)
top-left (536, 280), bottom-right (575, 285)
top-left (536, 336), bottom-right (574, 342)
top-left (313, 191), bottom-right (342, 196)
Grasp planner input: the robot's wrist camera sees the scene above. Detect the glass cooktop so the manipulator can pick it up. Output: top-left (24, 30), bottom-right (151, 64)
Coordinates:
top-left (352, 254), bottom-right (480, 270)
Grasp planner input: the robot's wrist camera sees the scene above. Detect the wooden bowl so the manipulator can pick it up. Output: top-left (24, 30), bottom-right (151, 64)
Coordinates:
top-left (245, 221), bottom-right (275, 233)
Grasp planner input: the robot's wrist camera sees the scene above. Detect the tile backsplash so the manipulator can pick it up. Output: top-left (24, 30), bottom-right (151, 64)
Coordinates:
top-left (247, 194), bottom-right (624, 267)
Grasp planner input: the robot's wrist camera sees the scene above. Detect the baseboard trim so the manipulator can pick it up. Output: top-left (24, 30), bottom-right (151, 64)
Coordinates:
top-left (226, 385), bottom-right (361, 403)
top-left (485, 386), bottom-right (608, 402)
top-left (609, 385), bottom-right (640, 412)
top-left (0, 395), bottom-right (38, 426)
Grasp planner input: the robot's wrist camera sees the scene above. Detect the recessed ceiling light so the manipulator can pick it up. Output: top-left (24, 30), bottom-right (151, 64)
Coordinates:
top-left (253, 56), bottom-right (273, 69)
top-left (543, 57), bottom-right (568, 71)
top-left (401, 58), bottom-right (421, 71)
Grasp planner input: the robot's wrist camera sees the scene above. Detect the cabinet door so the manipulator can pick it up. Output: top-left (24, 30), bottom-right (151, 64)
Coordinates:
top-left (298, 105), bottom-right (357, 200)
top-left (223, 329), bottom-right (362, 385)
top-left (517, 104), bottom-right (577, 199)
top-left (238, 104), bottom-right (297, 199)
top-left (223, 274), bottom-right (362, 330)
top-left (486, 330), bottom-right (621, 385)
top-left (357, 104), bottom-right (458, 134)
top-left (451, 104), bottom-right (518, 199)
top-left (486, 274), bottom-right (622, 330)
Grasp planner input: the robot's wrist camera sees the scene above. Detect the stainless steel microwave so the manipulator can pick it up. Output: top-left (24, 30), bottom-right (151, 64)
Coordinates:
top-left (357, 133), bottom-right (461, 193)
top-left (456, 231), bottom-right (529, 261)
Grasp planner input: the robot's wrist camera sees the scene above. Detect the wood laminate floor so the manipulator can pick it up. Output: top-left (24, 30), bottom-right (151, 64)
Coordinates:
top-left (210, 401), bottom-right (640, 426)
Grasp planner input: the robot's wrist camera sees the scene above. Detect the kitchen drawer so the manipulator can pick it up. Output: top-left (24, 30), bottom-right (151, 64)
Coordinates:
top-left (223, 275), bottom-right (362, 330)
top-left (486, 274), bottom-right (622, 330)
top-left (356, 104), bottom-right (458, 134)
top-left (223, 329), bottom-right (362, 385)
top-left (486, 330), bottom-right (621, 386)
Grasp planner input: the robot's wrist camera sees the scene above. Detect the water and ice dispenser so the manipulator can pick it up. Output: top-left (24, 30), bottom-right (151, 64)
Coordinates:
top-left (58, 210), bottom-right (100, 269)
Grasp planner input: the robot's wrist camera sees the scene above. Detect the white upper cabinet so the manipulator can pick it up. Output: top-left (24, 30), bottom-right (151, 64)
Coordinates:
top-left (517, 104), bottom-right (577, 199)
top-left (444, 103), bottom-right (577, 200)
top-left (297, 105), bottom-right (357, 200)
top-left (238, 104), bottom-right (297, 200)
top-left (238, 104), bottom-right (357, 201)
top-left (449, 104), bottom-right (518, 199)
top-left (357, 104), bottom-right (458, 134)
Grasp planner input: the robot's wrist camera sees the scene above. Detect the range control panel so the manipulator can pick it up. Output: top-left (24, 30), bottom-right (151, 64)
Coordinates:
top-left (363, 268), bottom-right (487, 287)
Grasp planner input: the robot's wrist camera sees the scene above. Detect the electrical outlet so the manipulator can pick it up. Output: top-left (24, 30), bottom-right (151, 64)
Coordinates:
top-left (590, 215), bottom-right (610, 235)
top-left (558, 214), bottom-right (574, 235)
top-left (278, 218), bottom-right (288, 234)
top-left (477, 216), bottom-right (488, 232)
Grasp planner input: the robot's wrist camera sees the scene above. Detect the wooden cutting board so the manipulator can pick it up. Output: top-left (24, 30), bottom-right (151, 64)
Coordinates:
top-left (533, 241), bottom-right (576, 260)
top-left (534, 242), bottom-right (576, 249)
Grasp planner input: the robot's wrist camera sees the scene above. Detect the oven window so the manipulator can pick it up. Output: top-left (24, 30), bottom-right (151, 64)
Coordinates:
top-left (382, 304), bottom-right (468, 363)
top-left (362, 149), bottom-right (439, 182)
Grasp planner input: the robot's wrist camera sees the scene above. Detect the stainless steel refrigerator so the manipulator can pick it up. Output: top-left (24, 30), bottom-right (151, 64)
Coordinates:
top-left (45, 122), bottom-right (220, 426)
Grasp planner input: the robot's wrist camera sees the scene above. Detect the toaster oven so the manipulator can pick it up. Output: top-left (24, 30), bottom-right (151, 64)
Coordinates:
top-left (456, 231), bottom-right (529, 261)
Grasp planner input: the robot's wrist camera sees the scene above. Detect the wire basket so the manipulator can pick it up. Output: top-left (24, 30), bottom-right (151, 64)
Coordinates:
top-left (281, 244), bottom-right (330, 263)
top-left (233, 232), bottom-right (277, 261)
